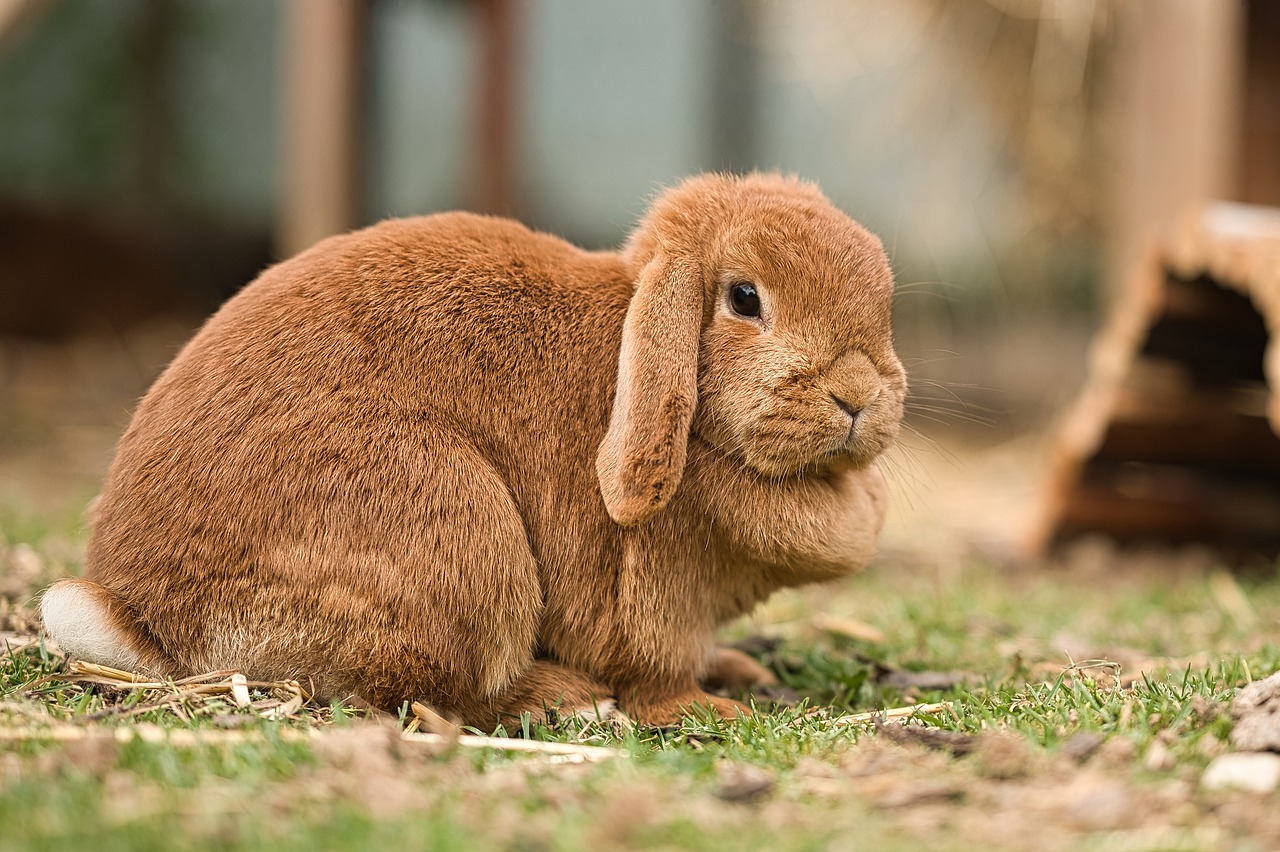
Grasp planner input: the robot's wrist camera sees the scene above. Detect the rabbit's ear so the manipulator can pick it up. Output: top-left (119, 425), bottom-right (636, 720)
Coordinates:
top-left (596, 252), bottom-right (703, 526)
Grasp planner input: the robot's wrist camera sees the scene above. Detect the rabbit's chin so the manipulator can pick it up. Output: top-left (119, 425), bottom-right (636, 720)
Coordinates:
top-left (743, 438), bottom-right (890, 480)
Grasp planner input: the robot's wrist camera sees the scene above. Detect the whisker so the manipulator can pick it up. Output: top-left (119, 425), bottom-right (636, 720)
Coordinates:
top-left (906, 412), bottom-right (994, 432)
top-left (905, 403), bottom-right (997, 428)
top-left (907, 396), bottom-right (994, 416)
top-left (878, 445), bottom-right (931, 511)
top-left (894, 279), bottom-right (946, 291)
top-left (893, 289), bottom-right (961, 304)
top-left (898, 421), bottom-right (967, 470)
top-left (878, 456), bottom-right (922, 513)
top-left (899, 350), bottom-right (966, 368)
top-left (908, 379), bottom-right (989, 403)
top-left (905, 411), bottom-right (972, 429)
top-left (876, 422), bottom-right (975, 514)
top-left (907, 400), bottom-right (1002, 420)
top-left (893, 280), bottom-right (967, 296)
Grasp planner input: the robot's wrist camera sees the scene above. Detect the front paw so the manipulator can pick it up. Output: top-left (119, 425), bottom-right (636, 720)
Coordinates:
top-left (840, 462), bottom-right (888, 529)
top-left (821, 462), bottom-right (889, 570)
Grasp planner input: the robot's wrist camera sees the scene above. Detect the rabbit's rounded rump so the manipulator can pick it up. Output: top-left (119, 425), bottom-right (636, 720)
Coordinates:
top-left (41, 173), bottom-right (905, 727)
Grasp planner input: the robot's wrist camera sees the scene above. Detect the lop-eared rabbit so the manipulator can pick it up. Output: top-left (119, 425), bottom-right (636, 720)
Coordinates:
top-left (42, 173), bottom-right (905, 727)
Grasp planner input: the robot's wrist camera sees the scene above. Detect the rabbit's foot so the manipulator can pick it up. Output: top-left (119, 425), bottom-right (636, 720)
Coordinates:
top-left (624, 690), bottom-right (751, 727)
top-left (548, 697), bottom-right (631, 727)
top-left (702, 646), bottom-right (778, 692)
top-left (488, 660), bottom-right (616, 729)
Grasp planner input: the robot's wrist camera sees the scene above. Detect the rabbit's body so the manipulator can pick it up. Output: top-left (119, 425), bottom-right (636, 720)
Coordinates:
top-left (42, 174), bottom-right (902, 726)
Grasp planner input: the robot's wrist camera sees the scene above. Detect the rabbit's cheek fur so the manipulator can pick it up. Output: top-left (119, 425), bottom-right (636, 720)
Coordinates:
top-left (694, 330), bottom-right (904, 477)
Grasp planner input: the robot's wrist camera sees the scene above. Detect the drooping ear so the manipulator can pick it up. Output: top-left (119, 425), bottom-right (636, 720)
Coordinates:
top-left (596, 251), bottom-right (704, 526)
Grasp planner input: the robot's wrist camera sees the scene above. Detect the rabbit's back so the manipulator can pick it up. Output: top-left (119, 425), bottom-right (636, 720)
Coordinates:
top-left (83, 213), bottom-right (630, 691)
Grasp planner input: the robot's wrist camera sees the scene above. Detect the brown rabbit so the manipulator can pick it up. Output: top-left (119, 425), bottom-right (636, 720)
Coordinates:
top-left (40, 173), bottom-right (905, 728)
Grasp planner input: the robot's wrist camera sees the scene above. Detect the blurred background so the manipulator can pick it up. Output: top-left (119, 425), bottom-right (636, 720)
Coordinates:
top-left (0, 0), bottom-right (1277, 566)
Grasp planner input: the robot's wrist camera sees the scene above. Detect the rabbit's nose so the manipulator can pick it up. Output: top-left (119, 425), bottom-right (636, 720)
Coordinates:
top-left (831, 395), bottom-right (863, 423)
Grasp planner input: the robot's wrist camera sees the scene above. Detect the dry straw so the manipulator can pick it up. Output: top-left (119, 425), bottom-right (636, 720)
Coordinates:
top-left (5, 656), bottom-right (956, 759)
top-left (57, 660), bottom-right (310, 721)
top-left (3, 660), bottom-right (624, 762)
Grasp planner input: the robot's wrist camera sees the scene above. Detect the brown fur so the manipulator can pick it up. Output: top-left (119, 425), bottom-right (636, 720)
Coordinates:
top-left (40, 173), bottom-right (906, 728)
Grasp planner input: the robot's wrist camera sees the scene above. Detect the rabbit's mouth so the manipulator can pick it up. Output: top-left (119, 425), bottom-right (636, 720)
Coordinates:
top-left (812, 434), bottom-right (891, 474)
top-left (782, 392), bottom-right (902, 475)
top-left (691, 372), bottom-right (904, 478)
top-left (735, 421), bottom-right (897, 479)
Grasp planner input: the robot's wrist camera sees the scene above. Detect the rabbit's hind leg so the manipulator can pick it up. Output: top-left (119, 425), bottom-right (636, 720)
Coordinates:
top-left (477, 660), bottom-right (620, 730)
top-left (621, 680), bottom-right (751, 727)
top-left (336, 431), bottom-right (549, 720)
top-left (702, 646), bottom-right (778, 692)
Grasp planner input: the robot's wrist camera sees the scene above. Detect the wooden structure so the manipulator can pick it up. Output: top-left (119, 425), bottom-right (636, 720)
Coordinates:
top-left (1033, 204), bottom-right (1280, 556)
top-left (276, 0), bottom-right (521, 259)
top-left (1106, 0), bottom-right (1246, 302)
top-left (277, 0), bottom-right (370, 260)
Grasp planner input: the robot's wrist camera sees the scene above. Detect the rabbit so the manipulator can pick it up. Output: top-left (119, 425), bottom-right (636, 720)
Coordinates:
top-left (40, 172), bottom-right (905, 728)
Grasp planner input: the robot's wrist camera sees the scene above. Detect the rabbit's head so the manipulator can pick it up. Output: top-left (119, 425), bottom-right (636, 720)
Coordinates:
top-left (597, 173), bottom-right (906, 526)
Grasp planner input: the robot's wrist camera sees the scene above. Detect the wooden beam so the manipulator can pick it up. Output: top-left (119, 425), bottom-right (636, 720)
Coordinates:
top-left (470, 0), bottom-right (519, 215)
top-left (277, 0), bottom-right (369, 259)
top-left (0, 0), bottom-right (51, 52)
top-left (1241, 0), bottom-right (1280, 206)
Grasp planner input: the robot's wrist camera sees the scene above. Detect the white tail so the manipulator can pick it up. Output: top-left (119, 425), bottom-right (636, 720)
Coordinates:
top-left (39, 578), bottom-right (142, 671)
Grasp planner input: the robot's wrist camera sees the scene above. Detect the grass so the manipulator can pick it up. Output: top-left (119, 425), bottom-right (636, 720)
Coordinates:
top-left (3, 498), bottom-right (1280, 851)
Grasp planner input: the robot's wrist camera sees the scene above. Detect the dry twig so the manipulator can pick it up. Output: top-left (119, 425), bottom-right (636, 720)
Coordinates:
top-left (400, 731), bottom-right (623, 762)
top-left (830, 701), bottom-right (953, 726)
top-left (0, 722), bottom-right (625, 763)
top-left (7, 661), bottom-right (626, 762)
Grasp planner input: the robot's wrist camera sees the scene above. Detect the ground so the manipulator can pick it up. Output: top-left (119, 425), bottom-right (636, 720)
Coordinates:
top-left (2, 327), bottom-right (1279, 851)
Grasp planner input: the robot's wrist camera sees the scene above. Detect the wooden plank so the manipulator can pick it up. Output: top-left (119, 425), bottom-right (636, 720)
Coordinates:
top-left (1054, 469), bottom-right (1280, 546)
top-left (1095, 417), bottom-right (1280, 473)
top-left (1052, 484), bottom-right (1217, 543)
top-left (1160, 275), bottom-right (1273, 327)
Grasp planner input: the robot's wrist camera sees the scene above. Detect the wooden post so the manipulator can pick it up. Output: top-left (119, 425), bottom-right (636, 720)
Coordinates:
top-left (1241, 0), bottom-right (1280, 206)
top-left (0, 0), bottom-right (51, 52)
top-left (277, 0), bottom-right (369, 259)
top-left (470, 0), bottom-right (519, 215)
top-left (1106, 0), bottom-right (1245, 301)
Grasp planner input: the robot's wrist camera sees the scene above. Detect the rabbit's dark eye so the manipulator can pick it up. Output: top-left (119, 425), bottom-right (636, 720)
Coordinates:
top-left (729, 282), bottom-right (761, 318)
